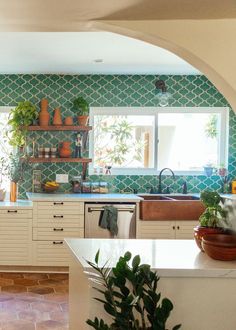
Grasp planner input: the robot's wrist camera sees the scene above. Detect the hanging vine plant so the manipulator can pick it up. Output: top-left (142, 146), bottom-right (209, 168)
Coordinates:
top-left (7, 101), bottom-right (38, 147)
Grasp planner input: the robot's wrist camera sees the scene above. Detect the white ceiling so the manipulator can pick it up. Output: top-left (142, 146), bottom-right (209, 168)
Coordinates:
top-left (0, 32), bottom-right (200, 75)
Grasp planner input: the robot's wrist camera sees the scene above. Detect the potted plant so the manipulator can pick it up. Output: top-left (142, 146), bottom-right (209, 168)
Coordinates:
top-left (73, 97), bottom-right (89, 126)
top-left (194, 190), bottom-right (228, 251)
top-left (86, 250), bottom-right (181, 330)
top-left (0, 156), bottom-right (8, 200)
top-left (218, 163), bottom-right (227, 177)
top-left (203, 163), bottom-right (215, 177)
top-left (7, 101), bottom-right (38, 147)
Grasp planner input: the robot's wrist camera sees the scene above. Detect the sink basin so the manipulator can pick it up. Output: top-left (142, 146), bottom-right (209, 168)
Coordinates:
top-left (138, 194), bottom-right (205, 221)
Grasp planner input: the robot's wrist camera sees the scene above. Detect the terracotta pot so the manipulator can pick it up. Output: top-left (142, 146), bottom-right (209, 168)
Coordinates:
top-left (194, 226), bottom-right (225, 252)
top-left (53, 108), bottom-right (63, 125)
top-left (39, 98), bottom-right (50, 126)
top-left (59, 142), bottom-right (72, 158)
top-left (10, 181), bottom-right (17, 202)
top-left (202, 234), bottom-right (236, 261)
top-left (77, 115), bottom-right (89, 126)
top-left (64, 116), bottom-right (73, 125)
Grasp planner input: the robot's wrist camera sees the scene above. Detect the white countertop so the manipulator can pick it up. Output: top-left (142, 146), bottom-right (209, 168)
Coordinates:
top-left (27, 192), bottom-right (141, 202)
top-left (65, 238), bottom-right (236, 278)
top-left (0, 200), bottom-right (33, 208)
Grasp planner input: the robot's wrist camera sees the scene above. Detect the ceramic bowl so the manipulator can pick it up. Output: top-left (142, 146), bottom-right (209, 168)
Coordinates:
top-left (193, 226), bottom-right (225, 251)
top-left (202, 234), bottom-right (236, 261)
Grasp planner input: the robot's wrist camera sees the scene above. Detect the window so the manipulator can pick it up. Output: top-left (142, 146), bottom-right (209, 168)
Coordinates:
top-left (90, 107), bottom-right (228, 175)
top-left (0, 107), bottom-right (12, 190)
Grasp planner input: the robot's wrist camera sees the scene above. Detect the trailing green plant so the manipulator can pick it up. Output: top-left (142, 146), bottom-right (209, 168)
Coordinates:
top-left (6, 150), bottom-right (31, 183)
top-left (7, 101), bottom-right (38, 147)
top-left (199, 190), bottom-right (227, 227)
top-left (73, 97), bottom-right (89, 115)
top-left (86, 250), bottom-right (181, 330)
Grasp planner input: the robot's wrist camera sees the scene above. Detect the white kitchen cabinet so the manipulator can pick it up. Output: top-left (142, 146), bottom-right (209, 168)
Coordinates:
top-left (0, 208), bottom-right (32, 265)
top-left (32, 201), bottom-right (84, 266)
top-left (136, 219), bottom-right (198, 239)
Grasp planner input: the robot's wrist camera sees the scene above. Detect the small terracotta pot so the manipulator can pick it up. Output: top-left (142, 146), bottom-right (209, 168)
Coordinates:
top-left (77, 115), bottom-right (89, 126)
top-left (10, 181), bottom-right (17, 202)
top-left (53, 108), bottom-right (63, 125)
top-left (59, 142), bottom-right (72, 158)
top-left (64, 116), bottom-right (73, 125)
top-left (39, 98), bottom-right (50, 126)
top-left (194, 226), bottom-right (225, 252)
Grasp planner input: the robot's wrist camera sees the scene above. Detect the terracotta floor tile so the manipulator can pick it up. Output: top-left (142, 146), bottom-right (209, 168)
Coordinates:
top-left (1, 299), bottom-right (31, 312)
top-left (1, 320), bottom-right (35, 330)
top-left (31, 301), bottom-right (61, 313)
top-left (44, 293), bottom-right (68, 303)
top-left (38, 279), bottom-right (63, 286)
top-left (53, 285), bottom-right (68, 294)
top-left (18, 309), bottom-right (50, 322)
top-left (60, 302), bottom-right (69, 312)
top-left (1, 285), bottom-right (27, 293)
top-left (36, 320), bottom-right (68, 330)
top-left (0, 310), bottom-right (18, 321)
top-left (0, 273), bottom-right (24, 279)
top-left (28, 286), bottom-right (54, 295)
top-left (23, 273), bottom-right (49, 280)
top-left (0, 278), bottom-right (14, 286)
top-left (48, 274), bottom-right (68, 280)
top-left (50, 310), bottom-right (69, 322)
top-left (14, 278), bottom-right (39, 286)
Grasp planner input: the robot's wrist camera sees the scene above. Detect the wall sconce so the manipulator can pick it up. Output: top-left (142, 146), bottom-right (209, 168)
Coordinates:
top-left (155, 79), bottom-right (172, 107)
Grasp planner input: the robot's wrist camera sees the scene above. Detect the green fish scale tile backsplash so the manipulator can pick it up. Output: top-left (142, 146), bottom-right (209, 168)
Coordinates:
top-left (0, 74), bottom-right (234, 198)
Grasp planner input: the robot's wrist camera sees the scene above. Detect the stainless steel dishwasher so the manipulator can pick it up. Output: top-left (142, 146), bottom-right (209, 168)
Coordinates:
top-left (85, 203), bottom-right (136, 238)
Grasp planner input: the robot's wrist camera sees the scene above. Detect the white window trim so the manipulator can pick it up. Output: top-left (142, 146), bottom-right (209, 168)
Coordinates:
top-left (89, 107), bottom-right (229, 176)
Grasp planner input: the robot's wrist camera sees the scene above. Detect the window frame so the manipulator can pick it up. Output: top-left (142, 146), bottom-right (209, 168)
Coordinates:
top-left (89, 107), bottom-right (229, 176)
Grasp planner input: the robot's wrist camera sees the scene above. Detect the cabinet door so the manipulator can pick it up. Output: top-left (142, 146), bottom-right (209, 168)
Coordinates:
top-left (137, 220), bottom-right (175, 239)
top-left (175, 220), bottom-right (199, 239)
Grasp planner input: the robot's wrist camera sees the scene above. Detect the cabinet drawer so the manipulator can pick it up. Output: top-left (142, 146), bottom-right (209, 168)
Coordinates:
top-left (137, 220), bottom-right (175, 239)
top-left (32, 241), bottom-right (70, 266)
top-left (0, 209), bottom-right (32, 219)
top-left (36, 202), bottom-right (84, 214)
top-left (33, 227), bottom-right (84, 240)
top-left (33, 214), bottom-right (84, 228)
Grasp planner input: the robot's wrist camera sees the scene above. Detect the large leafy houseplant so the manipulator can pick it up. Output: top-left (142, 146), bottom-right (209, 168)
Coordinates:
top-left (86, 250), bottom-right (181, 330)
top-left (8, 101), bottom-right (38, 147)
top-left (194, 190), bottom-right (228, 251)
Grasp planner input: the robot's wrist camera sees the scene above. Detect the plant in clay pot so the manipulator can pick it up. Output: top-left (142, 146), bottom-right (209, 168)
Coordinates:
top-left (73, 96), bottom-right (89, 126)
top-left (7, 101), bottom-right (38, 147)
top-left (86, 250), bottom-right (181, 330)
top-left (194, 190), bottom-right (228, 251)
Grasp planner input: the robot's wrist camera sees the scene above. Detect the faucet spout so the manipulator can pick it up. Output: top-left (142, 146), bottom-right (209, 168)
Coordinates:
top-left (158, 167), bottom-right (175, 194)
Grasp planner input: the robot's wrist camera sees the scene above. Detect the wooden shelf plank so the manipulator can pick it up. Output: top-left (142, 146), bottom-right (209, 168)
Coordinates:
top-left (28, 158), bottom-right (92, 163)
top-left (26, 125), bottom-right (92, 131)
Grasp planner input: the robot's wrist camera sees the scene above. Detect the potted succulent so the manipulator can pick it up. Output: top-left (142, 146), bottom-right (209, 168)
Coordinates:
top-left (73, 97), bottom-right (89, 126)
top-left (203, 163), bottom-right (215, 177)
top-left (7, 101), bottom-right (38, 147)
top-left (86, 250), bottom-right (181, 330)
top-left (194, 190), bottom-right (228, 251)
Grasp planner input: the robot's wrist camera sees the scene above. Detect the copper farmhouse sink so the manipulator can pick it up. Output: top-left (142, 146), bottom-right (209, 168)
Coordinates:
top-left (138, 195), bottom-right (205, 221)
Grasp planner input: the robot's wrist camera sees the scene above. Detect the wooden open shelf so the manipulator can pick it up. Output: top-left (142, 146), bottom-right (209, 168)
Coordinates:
top-left (28, 158), bottom-right (92, 163)
top-left (26, 125), bottom-right (92, 131)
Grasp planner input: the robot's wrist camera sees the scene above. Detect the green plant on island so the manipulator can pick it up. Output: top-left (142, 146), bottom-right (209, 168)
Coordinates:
top-left (7, 101), bottom-right (38, 147)
top-left (199, 191), bottom-right (227, 227)
top-left (73, 97), bottom-right (89, 115)
top-left (86, 250), bottom-right (181, 330)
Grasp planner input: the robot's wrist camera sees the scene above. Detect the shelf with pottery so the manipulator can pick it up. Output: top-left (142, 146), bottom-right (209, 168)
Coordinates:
top-left (28, 157), bottom-right (92, 163)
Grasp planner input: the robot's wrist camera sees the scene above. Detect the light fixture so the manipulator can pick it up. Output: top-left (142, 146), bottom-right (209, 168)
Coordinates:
top-left (155, 79), bottom-right (172, 107)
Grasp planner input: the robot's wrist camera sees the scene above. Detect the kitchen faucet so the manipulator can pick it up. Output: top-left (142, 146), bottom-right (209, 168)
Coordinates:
top-left (157, 167), bottom-right (175, 194)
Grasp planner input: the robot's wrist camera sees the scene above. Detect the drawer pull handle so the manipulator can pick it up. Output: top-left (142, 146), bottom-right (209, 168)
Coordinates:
top-left (53, 215), bottom-right (64, 218)
top-left (53, 202), bottom-right (64, 205)
top-left (53, 228), bottom-right (64, 231)
top-left (177, 226), bottom-right (180, 230)
top-left (53, 241), bottom-right (63, 245)
top-left (7, 210), bottom-right (17, 213)
top-left (172, 226), bottom-right (175, 230)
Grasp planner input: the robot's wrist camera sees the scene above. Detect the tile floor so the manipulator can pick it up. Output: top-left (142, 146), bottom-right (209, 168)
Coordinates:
top-left (0, 273), bottom-right (68, 330)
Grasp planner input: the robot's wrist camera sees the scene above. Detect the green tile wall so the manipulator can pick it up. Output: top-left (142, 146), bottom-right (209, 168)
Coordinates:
top-left (0, 74), bottom-right (234, 198)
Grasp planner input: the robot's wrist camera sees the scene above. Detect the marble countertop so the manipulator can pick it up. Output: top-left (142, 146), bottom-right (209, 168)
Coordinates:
top-left (27, 192), bottom-right (141, 202)
top-left (0, 200), bottom-right (33, 208)
top-left (65, 238), bottom-right (236, 278)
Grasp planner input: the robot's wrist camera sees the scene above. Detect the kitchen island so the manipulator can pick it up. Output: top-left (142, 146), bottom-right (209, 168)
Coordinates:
top-left (66, 238), bottom-right (236, 330)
